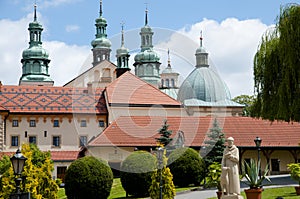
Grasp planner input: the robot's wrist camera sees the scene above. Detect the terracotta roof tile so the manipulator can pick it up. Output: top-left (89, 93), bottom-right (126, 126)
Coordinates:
top-left (0, 150), bottom-right (79, 161)
top-left (89, 116), bottom-right (300, 147)
top-left (106, 72), bottom-right (181, 106)
top-left (0, 86), bottom-right (107, 114)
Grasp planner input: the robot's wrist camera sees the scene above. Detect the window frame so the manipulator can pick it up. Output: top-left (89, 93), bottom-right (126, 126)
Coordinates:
top-left (52, 136), bottom-right (61, 147)
top-left (79, 136), bottom-right (88, 147)
top-left (53, 120), bottom-right (60, 127)
top-left (12, 120), bottom-right (19, 127)
top-left (29, 120), bottom-right (36, 127)
top-left (29, 136), bottom-right (37, 145)
top-left (98, 120), bottom-right (105, 127)
top-left (80, 120), bottom-right (87, 127)
top-left (11, 135), bottom-right (19, 147)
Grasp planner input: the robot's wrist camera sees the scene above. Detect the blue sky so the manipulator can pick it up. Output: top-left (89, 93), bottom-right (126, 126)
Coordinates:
top-left (0, 0), bottom-right (297, 97)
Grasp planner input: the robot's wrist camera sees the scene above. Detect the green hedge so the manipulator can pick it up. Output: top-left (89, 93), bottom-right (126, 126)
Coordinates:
top-left (167, 147), bottom-right (205, 187)
top-left (120, 151), bottom-right (156, 197)
top-left (64, 156), bottom-right (113, 199)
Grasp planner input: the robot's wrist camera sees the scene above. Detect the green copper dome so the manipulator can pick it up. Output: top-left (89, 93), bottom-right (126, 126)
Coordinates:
top-left (91, 37), bottom-right (111, 48)
top-left (22, 46), bottom-right (49, 59)
top-left (177, 67), bottom-right (231, 102)
top-left (134, 49), bottom-right (160, 63)
top-left (116, 45), bottom-right (129, 55)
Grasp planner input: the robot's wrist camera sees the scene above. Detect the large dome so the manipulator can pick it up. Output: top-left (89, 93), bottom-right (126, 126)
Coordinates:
top-left (177, 67), bottom-right (231, 103)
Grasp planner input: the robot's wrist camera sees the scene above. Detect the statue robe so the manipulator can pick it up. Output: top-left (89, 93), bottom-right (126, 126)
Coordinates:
top-left (221, 145), bottom-right (240, 195)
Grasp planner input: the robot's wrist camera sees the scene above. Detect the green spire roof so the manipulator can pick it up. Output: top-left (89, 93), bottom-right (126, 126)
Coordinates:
top-left (91, 0), bottom-right (111, 49)
top-left (19, 4), bottom-right (53, 86)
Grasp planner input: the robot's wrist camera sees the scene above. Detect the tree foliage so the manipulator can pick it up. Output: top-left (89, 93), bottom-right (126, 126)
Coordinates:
top-left (232, 95), bottom-right (255, 116)
top-left (65, 156), bottom-right (113, 199)
top-left (203, 118), bottom-right (226, 167)
top-left (252, 4), bottom-right (300, 122)
top-left (167, 147), bottom-right (205, 187)
top-left (0, 143), bottom-right (58, 199)
top-left (149, 148), bottom-right (175, 199)
top-left (156, 119), bottom-right (173, 147)
top-left (120, 151), bottom-right (156, 198)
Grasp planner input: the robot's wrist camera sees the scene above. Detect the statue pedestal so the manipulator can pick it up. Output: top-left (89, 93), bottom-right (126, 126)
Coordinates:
top-left (222, 195), bottom-right (244, 199)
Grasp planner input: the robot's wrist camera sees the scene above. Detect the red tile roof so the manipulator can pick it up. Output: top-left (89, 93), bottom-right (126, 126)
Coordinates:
top-left (0, 150), bottom-right (79, 161)
top-left (51, 150), bottom-right (80, 161)
top-left (89, 116), bottom-right (300, 147)
top-left (0, 86), bottom-right (107, 114)
top-left (105, 72), bottom-right (181, 106)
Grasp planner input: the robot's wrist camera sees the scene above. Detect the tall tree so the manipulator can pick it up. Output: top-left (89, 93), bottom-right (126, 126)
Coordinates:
top-left (252, 4), bottom-right (300, 122)
top-left (203, 118), bottom-right (226, 167)
top-left (232, 95), bottom-right (255, 116)
top-left (156, 120), bottom-right (173, 147)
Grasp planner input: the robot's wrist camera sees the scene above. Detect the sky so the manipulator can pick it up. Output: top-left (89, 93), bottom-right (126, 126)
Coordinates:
top-left (0, 0), bottom-right (298, 98)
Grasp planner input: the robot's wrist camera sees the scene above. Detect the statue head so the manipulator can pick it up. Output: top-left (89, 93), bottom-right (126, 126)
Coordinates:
top-left (226, 137), bottom-right (234, 147)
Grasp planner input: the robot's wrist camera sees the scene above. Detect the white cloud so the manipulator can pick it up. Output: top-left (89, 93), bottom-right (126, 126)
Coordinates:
top-left (0, 15), bottom-right (272, 98)
top-left (156, 18), bottom-right (271, 98)
top-left (65, 25), bottom-right (80, 32)
top-left (0, 15), bottom-right (90, 86)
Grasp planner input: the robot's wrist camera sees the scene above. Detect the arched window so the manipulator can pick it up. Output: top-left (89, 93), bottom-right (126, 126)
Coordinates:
top-left (171, 79), bottom-right (175, 87)
top-left (166, 79), bottom-right (169, 87)
top-left (161, 79), bottom-right (164, 87)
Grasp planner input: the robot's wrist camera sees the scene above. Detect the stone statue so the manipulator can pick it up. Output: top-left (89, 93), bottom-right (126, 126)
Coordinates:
top-left (221, 137), bottom-right (243, 199)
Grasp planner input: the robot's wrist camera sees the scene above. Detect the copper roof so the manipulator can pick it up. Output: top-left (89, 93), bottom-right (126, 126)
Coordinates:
top-left (0, 86), bottom-right (107, 114)
top-left (89, 116), bottom-right (300, 147)
top-left (105, 72), bottom-right (181, 106)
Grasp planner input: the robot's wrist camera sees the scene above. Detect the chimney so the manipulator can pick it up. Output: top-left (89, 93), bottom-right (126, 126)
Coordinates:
top-left (87, 82), bottom-right (93, 94)
top-left (0, 81), bottom-right (2, 92)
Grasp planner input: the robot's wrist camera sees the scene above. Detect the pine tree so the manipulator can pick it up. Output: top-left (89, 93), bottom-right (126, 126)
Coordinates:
top-left (203, 118), bottom-right (226, 167)
top-left (156, 120), bottom-right (173, 147)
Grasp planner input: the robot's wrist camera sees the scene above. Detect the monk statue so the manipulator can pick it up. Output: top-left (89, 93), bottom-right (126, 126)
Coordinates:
top-left (221, 137), bottom-right (243, 199)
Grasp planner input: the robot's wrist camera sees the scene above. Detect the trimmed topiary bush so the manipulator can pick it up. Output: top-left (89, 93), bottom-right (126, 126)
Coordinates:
top-left (65, 156), bottom-right (113, 199)
top-left (167, 147), bottom-right (205, 187)
top-left (120, 151), bottom-right (156, 197)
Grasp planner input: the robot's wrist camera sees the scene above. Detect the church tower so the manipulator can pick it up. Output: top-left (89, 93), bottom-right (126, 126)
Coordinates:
top-left (19, 4), bottom-right (54, 86)
top-left (133, 8), bottom-right (161, 87)
top-left (91, 0), bottom-right (112, 66)
top-left (116, 24), bottom-right (130, 78)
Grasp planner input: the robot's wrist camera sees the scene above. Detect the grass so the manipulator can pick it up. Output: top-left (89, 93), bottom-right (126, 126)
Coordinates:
top-left (58, 178), bottom-right (198, 199)
top-left (208, 186), bottom-right (299, 199)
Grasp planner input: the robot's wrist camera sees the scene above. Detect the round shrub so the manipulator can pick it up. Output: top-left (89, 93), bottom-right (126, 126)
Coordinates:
top-left (65, 156), bottom-right (113, 199)
top-left (120, 151), bottom-right (156, 197)
top-left (167, 147), bottom-right (205, 187)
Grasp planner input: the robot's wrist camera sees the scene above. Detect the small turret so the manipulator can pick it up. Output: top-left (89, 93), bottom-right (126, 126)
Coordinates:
top-left (19, 4), bottom-right (54, 86)
top-left (116, 23), bottom-right (130, 78)
top-left (91, 0), bottom-right (112, 66)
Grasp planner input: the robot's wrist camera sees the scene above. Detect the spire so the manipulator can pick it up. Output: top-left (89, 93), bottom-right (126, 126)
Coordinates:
top-left (145, 5), bottom-right (148, 25)
top-left (99, 0), bottom-right (103, 17)
top-left (19, 3), bottom-right (53, 86)
top-left (200, 30), bottom-right (203, 48)
top-left (34, 3), bottom-right (37, 21)
top-left (195, 31), bottom-right (209, 67)
top-left (116, 22), bottom-right (130, 77)
top-left (121, 22), bottom-right (125, 47)
top-left (91, 0), bottom-right (111, 66)
top-left (167, 49), bottom-right (171, 67)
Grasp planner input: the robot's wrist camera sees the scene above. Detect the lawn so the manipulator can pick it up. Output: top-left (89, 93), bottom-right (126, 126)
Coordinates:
top-left (58, 178), bottom-right (197, 199)
top-left (208, 186), bottom-right (299, 199)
